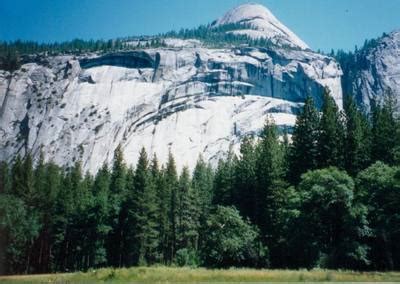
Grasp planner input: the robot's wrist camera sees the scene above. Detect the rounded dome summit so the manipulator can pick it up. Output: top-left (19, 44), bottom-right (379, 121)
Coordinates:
top-left (214, 3), bottom-right (309, 50)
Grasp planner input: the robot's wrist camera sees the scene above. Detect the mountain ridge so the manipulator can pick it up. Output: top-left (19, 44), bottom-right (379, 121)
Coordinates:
top-left (3, 3), bottom-right (400, 173)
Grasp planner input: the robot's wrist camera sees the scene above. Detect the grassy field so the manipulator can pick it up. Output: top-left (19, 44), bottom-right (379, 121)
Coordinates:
top-left (1, 266), bottom-right (400, 283)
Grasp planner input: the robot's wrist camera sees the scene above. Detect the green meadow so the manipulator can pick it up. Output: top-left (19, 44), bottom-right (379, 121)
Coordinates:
top-left (1, 267), bottom-right (400, 283)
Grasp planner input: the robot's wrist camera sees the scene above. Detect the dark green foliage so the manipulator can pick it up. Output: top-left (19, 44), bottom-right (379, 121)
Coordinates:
top-left (356, 162), bottom-right (400, 270)
top-left (106, 145), bottom-right (127, 267)
top-left (0, 194), bottom-right (40, 274)
top-left (213, 148), bottom-right (236, 206)
top-left (191, 156), bottom-right (215, 261)
top-left (0, 38), bottom-right (131, 60)
top-left (151, 157), bottom-right (170, 264)
top-left (177, 167), bottom-right (200, 252)
top-left (0, 161), bottom-right (11, 194)
top-left (371, 94), bottom-right (398, 165)
top-left (0, 49), bottom-right (21, 71)
top-left (289, 96), bottom-right (320, 183)
top-left (87, 164), bottom-right (111, 268)
top-left (201, 206), bottom-right (266, 268)
top-left (130, 148), bottom-right (159, 265)
top-left (254, 118), bottom-right (294, 267)
top-left (344, 96), bottom-right (371, 175)
top-left (317, 89), bottom-right (345, 168)
top-left (293, 168), bottom-right (370, 269)
top-left (165, 152), bottom-right (179, 263)
top-left (233, 136), bottom-right (257, 221)
top-left (255, 118), bottom-right (287, 226)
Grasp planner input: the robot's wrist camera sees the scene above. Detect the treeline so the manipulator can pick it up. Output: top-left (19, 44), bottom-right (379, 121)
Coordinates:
top-left (0, 38), bottom-right (167, 72)
top-left (161, 22), bottom-right (287, 49)
top-left (0, 39), bottom-right (123, 71)
top-left (1, 23), bottom-right (298, 72)
top-left (333, 32), bottom-right (389, 98)
top-left (1, 91), bottom-right (400, 274)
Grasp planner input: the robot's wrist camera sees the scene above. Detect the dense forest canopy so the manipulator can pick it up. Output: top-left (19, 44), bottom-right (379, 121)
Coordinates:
top-left (1, 90), bottom-right (400, 274)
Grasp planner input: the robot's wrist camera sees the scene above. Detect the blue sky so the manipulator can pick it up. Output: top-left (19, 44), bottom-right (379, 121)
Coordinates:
top-left (1, 0), bottom-right (400, 52)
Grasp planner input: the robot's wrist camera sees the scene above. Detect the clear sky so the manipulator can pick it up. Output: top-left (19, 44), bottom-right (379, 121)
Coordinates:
top-left (1, 0), bottom-right (400, 52)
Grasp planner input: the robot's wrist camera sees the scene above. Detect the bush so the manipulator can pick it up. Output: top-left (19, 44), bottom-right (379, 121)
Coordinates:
top-left (175, 248), bottom-right (200, 267)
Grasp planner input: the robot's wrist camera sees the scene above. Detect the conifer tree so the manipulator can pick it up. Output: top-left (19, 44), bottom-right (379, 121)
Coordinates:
top-left (153, 161), bottom-right (170, 263)
top-left (30, 152), bottom-right (52, 273)
top-left (33, 152), bottom-right (46, 208)
top-left (192, 155), bottom-right (214, 250)
top-left (213, 148), bottom-right (236, 206)
top-left (371, 93), bottom-right (397, 165)
top-left (106, 145), bottom-right (127, 267)
top-left (88, 164), bottom-right (111, 267)
top-left (165, 152), bottom-right (179, 262)
top-left (289, 96), bottom-right (320, 184)
top-left (234, 136), bottom-right (257, 221)
top-left (177, 166), bottom-right (199, 251)
top-left (11, 155), bottom-right (23, 196)
top-left (0, 161), bottom-right (11, 194)
top-left (130, 148), bottom-right (159, 265)
top-left (122, 165), bottom-right (135, 266)
top-left (344, 96), bottom-right (371, 175)
top-left (39, 161), bottom-right (62, 272)
top-left (317, 90), bottom-right (345, 168)
top-left (254, 118), bottom-right (290, 267)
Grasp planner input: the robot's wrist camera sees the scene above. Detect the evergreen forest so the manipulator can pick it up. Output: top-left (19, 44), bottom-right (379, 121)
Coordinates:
top-left (1, 90), bottom-right (400, 274)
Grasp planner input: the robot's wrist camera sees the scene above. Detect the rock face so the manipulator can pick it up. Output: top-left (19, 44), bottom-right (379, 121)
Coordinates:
top-left (0, 5), bottom-right (343, 173)
top-left (346, 30), bottom-right (400, 111)
top-left (213, 3), bottom-right (309, 50)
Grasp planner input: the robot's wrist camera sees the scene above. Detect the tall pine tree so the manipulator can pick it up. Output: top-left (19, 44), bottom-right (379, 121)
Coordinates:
top-left (106, 145), bottom-right (127, 267)
top-left (165, 152), bottom-right (179, 263)
top-left (344, 95), bottom-right (371, 175)
top-left (371, 93), bottom-right (397, 165)
top-left (289, 96), bottom-right (320, 184)
top-left (130, 148), bottom-right (159, 265)
top-left (317, 89), bottom-right (345, 169)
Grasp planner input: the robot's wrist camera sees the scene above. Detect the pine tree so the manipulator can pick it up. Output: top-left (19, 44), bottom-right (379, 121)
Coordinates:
top-left (130, 148), bottom-right (159, 265)
top-left (0, 161), bottom-right (11, 194)
top-left (213, 147), bottom-right (236, 206)
top-left (371, 93), bottom-right (397, 165)
top-left (164, 152), bottom-right (179, 263)
top-left (34, 152), bottom-right (46, 207)
top-left (52, 161), bottom-right (83, 271)
top-left (289, 96), bottom-right (320, 184)
top-left (30, 152), bottom-right (49, 273)
top-left (192, 155), bottom-right (214, 251)
top-left (11, 155), bottom-right (23, 196)
top-left (234, 136), bottom-right (257, 221)
top-left (72, 171), bottom-right (93, 270)
top-left (177, 166), bottom-right (199, 251)
top-left (149, 155), bottom-right (170, 263)
top-left (123, 165), bottom-right (135, 266)
top-left (317, 89), bottom-right (345, 168)
top-left (88, 164), bottom-right (111, 267)
top-left (24, 153), bottom-right (36, 204)
top-left (39, 161), bottom-right (62, 272)
top-left (254, 117), bottom-right (289, 267)
top-left (106, 145), bottom-right (127, 267)
top-left (344, 96), bottom-right (371, 175)
top-left (255, 117), bottom-right (286, 223)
